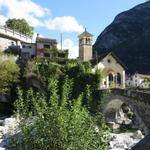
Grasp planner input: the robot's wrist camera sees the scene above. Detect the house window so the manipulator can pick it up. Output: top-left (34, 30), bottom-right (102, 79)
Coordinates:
top-left (29, 46), bottom-right (32, 49)
top-left (22, 45), bottom-right (26, 48)
top-left (44, 44), bottom-right (50, 49)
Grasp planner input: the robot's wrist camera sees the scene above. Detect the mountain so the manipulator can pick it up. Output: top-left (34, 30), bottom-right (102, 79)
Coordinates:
top-left (93, 1), bottom-right (150, 74)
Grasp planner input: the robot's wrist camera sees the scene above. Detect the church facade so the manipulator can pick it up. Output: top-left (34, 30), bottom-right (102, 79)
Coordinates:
top-left (78, 29), bottom-right (126, 89)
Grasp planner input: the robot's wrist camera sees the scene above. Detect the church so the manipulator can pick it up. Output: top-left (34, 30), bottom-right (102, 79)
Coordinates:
top-left (78, 29), bottom-right (126, 89)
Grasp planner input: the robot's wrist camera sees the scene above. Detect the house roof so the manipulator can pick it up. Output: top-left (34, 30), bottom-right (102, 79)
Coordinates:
top-left (91, 52), bottom-right (127, 70)
top-left (36, 37), bottom-right (57, 44)
top-left (78, 28), bottom-right (93, 38)
top-left (134, 73), bottom-right (150, 79)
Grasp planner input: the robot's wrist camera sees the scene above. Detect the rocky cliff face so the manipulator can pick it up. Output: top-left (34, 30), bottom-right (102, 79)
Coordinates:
top-left (93, 1), bottom-right (150, 74)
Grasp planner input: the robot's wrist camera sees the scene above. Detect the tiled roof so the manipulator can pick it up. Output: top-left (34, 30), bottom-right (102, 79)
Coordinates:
top-left (36, 37), bottom-right (57, 43)
top-left (91, 52), bottom-right (127, 70)
top-left (78, 28), bottom-right (93, 38)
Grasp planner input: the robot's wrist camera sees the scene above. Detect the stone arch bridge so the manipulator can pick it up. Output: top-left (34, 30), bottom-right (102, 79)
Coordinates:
top-left (100, 89), bottom-right (150, 134)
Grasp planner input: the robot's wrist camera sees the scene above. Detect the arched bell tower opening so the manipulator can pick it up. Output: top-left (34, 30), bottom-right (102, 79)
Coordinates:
top-left (78, 28), bottom-right (93, 61)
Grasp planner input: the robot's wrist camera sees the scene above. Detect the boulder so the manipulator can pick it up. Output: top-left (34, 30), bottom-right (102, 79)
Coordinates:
top-left (131, 130), bottom-right (144, 139)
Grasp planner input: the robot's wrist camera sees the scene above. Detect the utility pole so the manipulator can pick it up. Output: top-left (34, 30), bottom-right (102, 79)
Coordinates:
top-left (95, 51), bottom-right (98, 70)
top-left (60, 33), bottom-right (62, 50)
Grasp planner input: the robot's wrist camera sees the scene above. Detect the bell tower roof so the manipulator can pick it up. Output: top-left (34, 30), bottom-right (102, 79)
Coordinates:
top-left (78, 28), bottom-right (93, 38)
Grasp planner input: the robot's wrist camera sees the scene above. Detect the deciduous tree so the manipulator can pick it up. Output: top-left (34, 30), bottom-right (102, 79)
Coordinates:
top-left (0, 52), bottom-right (20, 94)
top-left (5, 18), bottom-right (33, 37)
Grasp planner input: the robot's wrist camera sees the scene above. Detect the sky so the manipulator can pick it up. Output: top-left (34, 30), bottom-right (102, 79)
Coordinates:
top-left (0, 0), bottom-right (147, 58)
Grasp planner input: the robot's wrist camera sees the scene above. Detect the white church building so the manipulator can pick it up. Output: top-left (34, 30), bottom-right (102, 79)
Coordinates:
top-left (78, 29), bottom-right (126, 89)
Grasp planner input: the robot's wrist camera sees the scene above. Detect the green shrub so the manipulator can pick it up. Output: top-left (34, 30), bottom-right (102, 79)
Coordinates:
top-left (9, 78), bottom-right (110, 150)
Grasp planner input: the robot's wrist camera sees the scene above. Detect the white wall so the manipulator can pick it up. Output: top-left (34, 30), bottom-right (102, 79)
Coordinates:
top-left (21, 43), bottom-right (35, 56)
top-left (126, 73), bottom-right (150, 88)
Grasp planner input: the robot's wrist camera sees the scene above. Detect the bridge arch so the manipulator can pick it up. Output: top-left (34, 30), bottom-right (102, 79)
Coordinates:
top-left (102, 92), bottom-right (150, 135)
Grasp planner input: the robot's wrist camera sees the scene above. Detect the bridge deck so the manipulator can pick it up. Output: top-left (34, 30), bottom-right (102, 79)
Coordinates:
top-left (0, 25), bottom-right (32, 43)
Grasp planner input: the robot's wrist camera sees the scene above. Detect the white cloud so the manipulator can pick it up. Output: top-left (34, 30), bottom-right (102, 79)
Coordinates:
top-left (0, 15), bottom-right (7, 25)
top-left (0, 0), bottom-right (49, 27)
top-left (45, 16), bottom-right (84, 32)
top-left (0, 0), bottom-right (84, 33)
top-left (32, 32), bottom-right (44, 42)
top-left (57, 39), bottom-right (79, 58)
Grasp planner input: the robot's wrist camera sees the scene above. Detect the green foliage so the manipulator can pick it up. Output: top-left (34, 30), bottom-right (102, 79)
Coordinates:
top-left (21, 59), bottom-right (107, 114)
top-left (109, 81), bottom-right (115, 89)
top-left (144, 79), bottom-right (150, 88)
top-left (10, 77), bottom-right (110, 150)
top-left (95, 69), bottom-right (105, 87)
top-left (0, 52), bottom-right (20, 94)
top-left (6, 18), bottom-right (34, 37)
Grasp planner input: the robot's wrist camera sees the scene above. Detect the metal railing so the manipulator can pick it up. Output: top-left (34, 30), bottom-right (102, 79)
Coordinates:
top-left (0, 25), bottom-right (32, 43)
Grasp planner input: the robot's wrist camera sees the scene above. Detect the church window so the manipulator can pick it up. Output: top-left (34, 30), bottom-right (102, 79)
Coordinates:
top-left (109, 73), bottom-right (113, 81)
top-left (107, 59), bottom-right (111, 63)
top-left (117, 73), bottom-right (121, 85)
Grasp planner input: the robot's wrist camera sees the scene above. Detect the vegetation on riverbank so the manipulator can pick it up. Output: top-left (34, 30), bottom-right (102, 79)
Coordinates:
top-left (0, 58), bottom-right (110, 150)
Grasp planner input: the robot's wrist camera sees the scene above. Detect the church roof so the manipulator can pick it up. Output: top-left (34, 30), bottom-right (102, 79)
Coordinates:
top-left (91, 52), bottom-right (127, 70)
top-left (78, 28), bottom-right (93, 38)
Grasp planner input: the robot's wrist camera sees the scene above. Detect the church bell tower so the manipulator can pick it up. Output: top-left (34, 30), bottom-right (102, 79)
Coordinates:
top-left (78, 28), bottom-right (93, 61)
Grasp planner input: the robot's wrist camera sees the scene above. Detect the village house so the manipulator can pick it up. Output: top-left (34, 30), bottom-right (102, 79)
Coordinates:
top-left (20, 34), bottom-right (68, 61)
top-left (78, 29), bottom-right (126, 89)
top-left (36, 35), bottom-right (68, 60)
top-left (21, 42), bottom-right (35, 58)
top-left (126, 73), bottom-right (150, 88)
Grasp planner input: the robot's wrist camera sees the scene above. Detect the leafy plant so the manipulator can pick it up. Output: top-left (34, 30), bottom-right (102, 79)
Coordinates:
top-left (9, 77), bottom-right (110, 150)
top-left (0, 52), bottom-right (20, 94)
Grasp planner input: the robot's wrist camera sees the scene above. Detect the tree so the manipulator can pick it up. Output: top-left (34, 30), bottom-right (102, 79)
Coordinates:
top-left (0, 51), bottom-right (20, 94)
top-left (5, 18), bottom-right (34, 37)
